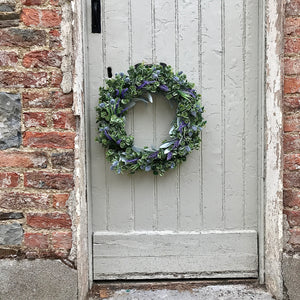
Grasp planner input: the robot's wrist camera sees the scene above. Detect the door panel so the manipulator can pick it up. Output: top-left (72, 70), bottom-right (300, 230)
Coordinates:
top-left (87, 0), bottom-right (260, 280)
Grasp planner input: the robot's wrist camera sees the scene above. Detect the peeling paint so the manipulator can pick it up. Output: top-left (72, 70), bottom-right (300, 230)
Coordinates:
top-left (264, 0), bottom-right (284, 299)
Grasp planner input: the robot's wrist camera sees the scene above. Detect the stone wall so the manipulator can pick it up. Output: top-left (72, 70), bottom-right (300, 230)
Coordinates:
top-left (0, 0), bottom-right (76, 263)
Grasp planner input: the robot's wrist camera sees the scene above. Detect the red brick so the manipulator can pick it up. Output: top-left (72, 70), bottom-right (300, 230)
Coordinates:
top-left (22, 91), bottom-right (73, 109)
top-left (21, 8), bottom-right (39, 26)
top-left (0, 71), bottom-right (47, 88)
top-left (22, 0), bottom-right (46, 5)
top-left (23, 50), bottom-right (61, 68)
top-left (52, 92), bottom-right (73, 109)
top-left (21, 8), bottom-right (61, 27)
top-left (49, 29), bottom-right (61, 48)
top-left (53, 112), bottom-right (76, 130)
top-left (0, 172), bottom-right (19, 188)
top-left (284, 189), bottom-right (300, 207)
top-left (284, 96), bottom-right (300, 112)
top-left (23, 91), bottom-right (51, 108)
top-left (50, 71), bottom-right (62, 87)
top-left (284, 133), bottom-right (300, 153)
top-left (51, 232), bottom-right (72, 250)
top-left (51, 152), bottom-right (74, 170)
top-left (284, 172), bottom-right (300, 188)
top-left (23, 132), bottom-right (75, 149)
top-left (285, 17), bottom-right (300, 36)
top-left (50, 0), bottom-right (59, 6)
top-left (24, 112), bottom-right (48, 128)
top-left (0, 51), bottom-right (18, 67)
top-left (285, 58), bottom-right (300, 75)
top-left (0, 28), bottom-right (46, 47)
top-left (284, 77), bottom-right (300, 94)
top-left (0, 151), bottom-right (47, 168)
top-left (27, 212), bottom-right (71, 229)
top-left (0, 192), bottom-right (50, 209)
top-left (24, 172), bottom-right (74, 190)
top-left (285, 38), bottom-right (300, 54)
top-left (40, 9), bottom-right (61, 27)
top-left (53, 193), bottom-right (69, 208)
top-left (284, 154), bottom-right (300, 171)
top-left (289, 229), bottom-right (300, 246)
top-left (24, 232), bottom-right (49, 249)
top-left (286, 0), bottom-right (300, 16)
top-left (284, 209), bottom-right (300, 226)
top-left (284, 114), bottom-right (300, 132)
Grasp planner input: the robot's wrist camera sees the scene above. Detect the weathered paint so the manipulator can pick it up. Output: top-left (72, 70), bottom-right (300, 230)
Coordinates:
top-left (87, 0), bottom-right (260, 280)
top-left (264, 0), bottom-right (284, 299)
top-left (71, 0), bottom-right (285, 298)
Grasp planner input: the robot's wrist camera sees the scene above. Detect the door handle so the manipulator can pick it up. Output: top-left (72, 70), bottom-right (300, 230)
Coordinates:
top-left (92, 0), bottom-right (101, 33)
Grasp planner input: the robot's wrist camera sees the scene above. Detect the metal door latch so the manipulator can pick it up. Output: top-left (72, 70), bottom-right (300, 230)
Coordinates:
top-left (92, 0), bottom-right (101, 33)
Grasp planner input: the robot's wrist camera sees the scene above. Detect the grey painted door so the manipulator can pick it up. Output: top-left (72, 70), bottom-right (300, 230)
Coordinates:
top-left (86, 0), bottom-right (261, 280)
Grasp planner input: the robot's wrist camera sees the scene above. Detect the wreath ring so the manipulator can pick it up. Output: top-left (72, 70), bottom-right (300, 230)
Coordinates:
top-left (96, 63), bottom-right (206, 176)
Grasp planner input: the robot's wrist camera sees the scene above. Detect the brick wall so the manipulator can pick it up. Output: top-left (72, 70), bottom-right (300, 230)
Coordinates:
top-left (284, 0), bottom-right (300, 254)
top-left (0, 0), bottom-right (75, 261)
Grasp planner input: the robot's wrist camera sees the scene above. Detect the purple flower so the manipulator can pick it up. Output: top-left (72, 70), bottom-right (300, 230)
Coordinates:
top-left (104, 130), bottom-right (112, 140)
top-left (99, 103), bottom-right (105, 108)
top-left (167, 152), bottom-right (173, 161)
top-left (185, 146), bottom-right (191, 152)
top-left (170, 162), bottom-right (175, 168)
top-left (149, 151), bottom-right (158, 159)
top-left (119, 72), bottom-right (124, 77)
top-left (115, 99), bottom-right (120, 112)
top-left (121, 88), bottom-right (128, 99)
top-left (178, 71), bottom-right (183, 75)
top-left (173, 76), bottom-right (179, 81)
top-left (182, 89), bottom-right (196, 98)
top-left (172, 139), bottom-right (180, 150)
top-left (125, 77), bottom-right (130, 83)
top-left (137, 80), bottom-right (155, 89)
top-left (115, 89), bottom-right (120, 97)
top-left (126, 158), bottom-right (138, 164)
top-left (178, 121), bottom-right (187, 133)
top-left (159, 84), bottom-right (169, 92)
top-left (145, 166), bottom-right (151, 172)
top-left (110, 99), bottom-right (115, 105)
top-left (152, 73), bottom-right (158, 79)
top-left (192, 125), bottom-right (198, 131)
top-left (116, 139), bottom-right (121, 145)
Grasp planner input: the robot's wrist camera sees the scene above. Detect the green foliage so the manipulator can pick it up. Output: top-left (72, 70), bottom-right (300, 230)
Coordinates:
top-left (96, 63), bottom-right (206, 176)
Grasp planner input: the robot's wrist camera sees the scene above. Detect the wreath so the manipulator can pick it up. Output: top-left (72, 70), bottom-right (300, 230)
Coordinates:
top-left (96, 63), bottom-right (206, 176)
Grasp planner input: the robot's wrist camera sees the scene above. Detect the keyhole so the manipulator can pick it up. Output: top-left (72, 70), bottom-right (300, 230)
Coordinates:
top-left (107, 67), bottom-right (112, 78)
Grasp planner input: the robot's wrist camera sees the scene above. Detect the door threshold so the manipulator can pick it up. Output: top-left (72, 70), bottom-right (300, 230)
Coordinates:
top-left (89, 279), bottom-right (269, 299)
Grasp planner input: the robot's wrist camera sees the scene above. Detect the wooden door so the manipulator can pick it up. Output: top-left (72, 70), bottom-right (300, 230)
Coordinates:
top-left (86, 0), bottom-right (261, 280)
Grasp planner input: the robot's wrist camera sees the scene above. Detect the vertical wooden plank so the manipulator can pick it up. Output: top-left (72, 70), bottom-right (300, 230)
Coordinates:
top-left (201, 0), bottom-right (223, 230)
top-left (244, 0), bottom-right (259, 230)
top-left (130, 0), bottom-right (156, 231)
top-left (223, 0), bottom-right (244, 229)
top-left (156, 94), bottom-right (178, 230)
top-left (104, 0), bottom-right (132, 232)
top-left (154, 0), bottom-right (178, 231)
top-left (87, 1), bottom-right (107, 231)
top-left (177, 0), bottom-right (202, 231)
top-left (154, 0), bottom-right (176, 65)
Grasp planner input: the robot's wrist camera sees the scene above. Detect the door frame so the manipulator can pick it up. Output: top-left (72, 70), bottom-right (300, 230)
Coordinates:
top-left (72, 0), bottom-right (284, 299)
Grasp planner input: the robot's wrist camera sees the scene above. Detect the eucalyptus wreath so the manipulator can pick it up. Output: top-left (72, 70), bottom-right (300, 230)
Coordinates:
top-left (96, 63), bottom-right (206, 176)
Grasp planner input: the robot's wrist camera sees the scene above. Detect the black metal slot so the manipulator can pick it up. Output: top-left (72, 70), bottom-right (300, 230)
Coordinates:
top-left (92, 0), bottom-right (101, 33)
top-left (107, 67), bottom-right (112, 78)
